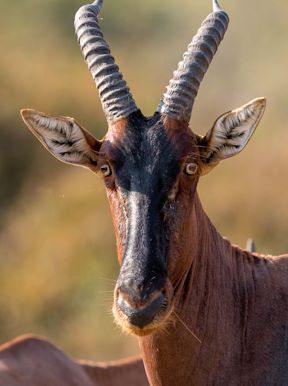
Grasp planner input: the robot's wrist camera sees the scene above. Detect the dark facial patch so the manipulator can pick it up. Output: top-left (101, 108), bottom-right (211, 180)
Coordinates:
top-left (101, 111), bottom-right (197, 303)
top-left (115, 113), bottom-right (181, 194)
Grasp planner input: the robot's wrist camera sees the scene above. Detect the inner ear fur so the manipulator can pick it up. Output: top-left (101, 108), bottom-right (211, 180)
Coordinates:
top-left (198, 97), bottom-right (266, 175)
top-left (21, 109), bottom-right (102, 170)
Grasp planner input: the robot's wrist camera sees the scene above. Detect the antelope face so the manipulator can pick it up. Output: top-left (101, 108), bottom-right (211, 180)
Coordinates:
top-left (101, 113), bottom-right (200, 335)
top-left (20, 108), bottom-right (201, 336)
top-left (21, 0), bottom-right (266, 336)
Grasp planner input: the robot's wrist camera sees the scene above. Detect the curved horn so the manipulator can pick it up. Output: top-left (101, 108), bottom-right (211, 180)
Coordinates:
top-left (75, 0), bottom-right (138, 122)
top-left (157, 0), bottom-right (229, 122)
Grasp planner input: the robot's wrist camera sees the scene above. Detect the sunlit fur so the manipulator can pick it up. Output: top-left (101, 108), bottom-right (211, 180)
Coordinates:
top-left (20, 99), bottom-right (273, 386)
top-left (21, 100), bottom-right (266, 338)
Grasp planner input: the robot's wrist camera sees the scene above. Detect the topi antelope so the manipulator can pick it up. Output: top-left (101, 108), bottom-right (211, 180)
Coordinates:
top-left (2, 0), bottom-right (288, 384)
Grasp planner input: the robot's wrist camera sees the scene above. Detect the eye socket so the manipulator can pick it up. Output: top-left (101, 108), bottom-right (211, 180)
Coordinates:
top-left (185, 163), bottom-right (198, 175)
top-left (100, 164), bottom-right (112, 177)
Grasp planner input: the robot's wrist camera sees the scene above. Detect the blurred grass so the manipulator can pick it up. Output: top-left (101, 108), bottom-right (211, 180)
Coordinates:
top-left (0, 0), bottom-right (288, 360)
top-left (0, 170), bottom-right (138, 360)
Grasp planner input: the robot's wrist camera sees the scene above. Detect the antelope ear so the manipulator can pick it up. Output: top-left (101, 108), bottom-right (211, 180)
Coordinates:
top-left (21, 109), bottom-right (102, 170)
top-left (198, 98), bottom-right (266, 175)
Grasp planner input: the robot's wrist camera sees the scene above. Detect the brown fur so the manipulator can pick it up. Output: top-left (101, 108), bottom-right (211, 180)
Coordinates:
top-left (0, 335), bottom-right (149, 386)
top-left (139, 194), bottom-right (288, 386)
top-left (7, 102), bottom-right (282, 384)
top-left (4, 112), bottom-right (284, 385)
top-left (104, 115), bottom-right (288, 385)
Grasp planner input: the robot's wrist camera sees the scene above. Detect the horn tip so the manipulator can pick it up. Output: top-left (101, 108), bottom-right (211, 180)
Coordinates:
top-left (75, 0), bottom-right (103, 23)
top-left (92, 0), bottom-right (103, 8)
top-left (213, 0), bottom-right (223, 13)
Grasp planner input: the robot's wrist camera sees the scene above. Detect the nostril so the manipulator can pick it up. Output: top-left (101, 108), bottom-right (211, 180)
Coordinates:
top-left (117, 291), bottom-right (166, 329)
top-left (117, 292), bottom-right (134, 315)
top-left (118, 293), bottom-right (166, 328)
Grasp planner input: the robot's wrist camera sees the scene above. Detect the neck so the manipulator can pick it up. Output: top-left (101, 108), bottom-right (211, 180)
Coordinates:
top-left (139, 193), bottom-right (255, 386)
top-left (79, 356), bottom-right (149, 386)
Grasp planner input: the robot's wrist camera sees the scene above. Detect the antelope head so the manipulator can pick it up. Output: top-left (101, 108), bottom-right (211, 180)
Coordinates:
top-left (21, 0), bottom-right (266, 336)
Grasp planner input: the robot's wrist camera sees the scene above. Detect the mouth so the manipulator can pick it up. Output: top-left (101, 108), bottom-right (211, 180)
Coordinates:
top-left (112, 282), bottom-right (174, 336)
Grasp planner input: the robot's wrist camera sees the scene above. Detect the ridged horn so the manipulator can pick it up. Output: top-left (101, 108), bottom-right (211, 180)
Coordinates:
top-left (74, 0), bottom-right (138, 122)
top-left (157, 0), bottom-right (229, 122)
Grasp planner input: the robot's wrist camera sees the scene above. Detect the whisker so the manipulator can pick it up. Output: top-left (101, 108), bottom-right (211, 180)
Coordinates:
top-left (99, 300), bottom-right (113, 309)
top-left (96, 276), bottom-right (117, 284)
top-left (173, 311), bottom-right (202, 344)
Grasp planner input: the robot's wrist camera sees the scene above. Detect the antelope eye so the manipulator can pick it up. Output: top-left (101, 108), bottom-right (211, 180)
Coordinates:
top-left (185, 163), bottom-right (198, 175)
top-left (100, 164), bottom-right (112, 177)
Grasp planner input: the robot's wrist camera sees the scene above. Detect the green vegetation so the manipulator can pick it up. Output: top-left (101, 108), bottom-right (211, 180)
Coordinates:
top-left (0, 0), bottom-right (287, 360)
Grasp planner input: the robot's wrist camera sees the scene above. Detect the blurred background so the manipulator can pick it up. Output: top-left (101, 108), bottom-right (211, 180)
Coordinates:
top-left (0, 0), bottom-right (287, 361)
